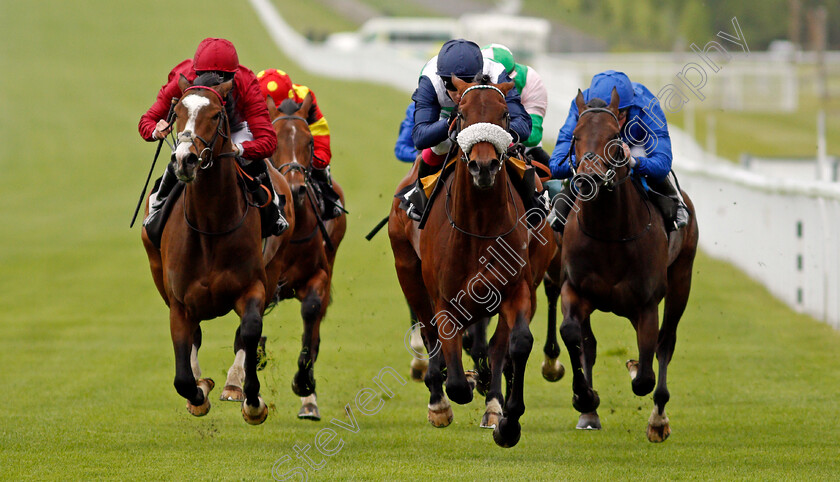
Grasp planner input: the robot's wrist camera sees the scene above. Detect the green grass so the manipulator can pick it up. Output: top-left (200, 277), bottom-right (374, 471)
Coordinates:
top-left (2, 0), bottom-right (840, 480)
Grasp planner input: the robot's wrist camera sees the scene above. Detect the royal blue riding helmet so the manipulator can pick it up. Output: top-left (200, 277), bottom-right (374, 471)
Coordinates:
top-left (587, 70), bottom-right (634, 110)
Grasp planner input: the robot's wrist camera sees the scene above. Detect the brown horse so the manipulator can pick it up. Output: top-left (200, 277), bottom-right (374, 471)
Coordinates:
top-left (219, 93), bottom-right (347, 420)
top-left (389, 76), bottom-right (555, 448)
top-left (558, 88), bottom-right (699, 441)
top-left (141, 74), bottom-right (294, 424)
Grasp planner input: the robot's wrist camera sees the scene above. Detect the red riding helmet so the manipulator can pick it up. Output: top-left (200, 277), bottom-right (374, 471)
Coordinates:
top-left (257, 68), bottom-right (294, 105)
top-left (193, 38), bottom-right (239, 73)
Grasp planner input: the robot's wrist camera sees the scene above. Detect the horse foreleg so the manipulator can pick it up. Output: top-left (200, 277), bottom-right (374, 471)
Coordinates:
top-left (481, 316), bottom-right (510, 430)
top-left (293, 272), bottom-right (329, 421)
top-left (220, 327), bottom-right (246, 402)
top-left (464, 317), bottom-right (491, 396)
top-left (424, 322), bottom-right (452, 428)
top-left (541, 277), bottom-right (565, 382)
top-left (559, 282), bottom-right (599, 426)
top-left (629, 304), bottom-right (658, 398)
top-left (492, 288), bottom-right (534, 448)
top-left (438, 317), bottom-right (473, 406)
top-left (647, 247), bottom-right (695, 442)
top-left (236, 286), bottom-right (268, 425)
top-left (406, 304), bottom-right (427, 382)
top-left (170, 304), bottom-right (212, 416)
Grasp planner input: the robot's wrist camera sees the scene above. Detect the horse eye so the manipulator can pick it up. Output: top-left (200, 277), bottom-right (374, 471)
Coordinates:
top-left (212, 112), bottom-right (220, 120)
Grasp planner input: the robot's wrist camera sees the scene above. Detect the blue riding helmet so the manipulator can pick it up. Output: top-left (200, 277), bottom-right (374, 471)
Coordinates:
top-left (436, 39), bottom-right (483, 80)
top-left (587, 70), bottom-right (634, 110)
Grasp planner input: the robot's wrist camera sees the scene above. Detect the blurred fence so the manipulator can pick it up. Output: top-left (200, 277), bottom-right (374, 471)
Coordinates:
top-left (250, 0), bottom-right (840, 329)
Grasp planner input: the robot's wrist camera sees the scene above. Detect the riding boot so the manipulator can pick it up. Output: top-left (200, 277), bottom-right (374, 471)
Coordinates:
top-left (649, 171), bottom-right (689, 231)
top-left (143, 163), bottom-right (179, 227)
top-left (545, 179), bottom-right (576, 234)
top-left (403, 161), bottom-right (437, 221)
top-left (240, 159), bottom-right (289, 237)
top-left (311, 166), bottom-right (344, 221)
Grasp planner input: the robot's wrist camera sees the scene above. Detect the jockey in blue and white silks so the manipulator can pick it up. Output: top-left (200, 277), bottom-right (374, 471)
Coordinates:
top-left (547, 70), bottom-right (689, 232)
top-left (399, 39), bottom-right (532, 221)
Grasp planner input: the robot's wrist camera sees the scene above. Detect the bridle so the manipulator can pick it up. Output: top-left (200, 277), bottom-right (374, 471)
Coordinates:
top-left (569, 106), bottom-right (652, 242)
top-left (566, 106), bottom-right (632, 192)
top-left (444, 83), bottom-right (519, 239)
top-left (176, 86), bottom-right (248, 236)
top-left (176, 86), bottom-right (237, 170)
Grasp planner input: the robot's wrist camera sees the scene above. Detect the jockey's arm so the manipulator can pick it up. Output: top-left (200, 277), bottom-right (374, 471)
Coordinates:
top-left (548, 98), bottom-right (580, 179)
top-left (237, 73), bottom-right (277, 161)
top-left (395, 103), bottom-right (419, 163)
top-left (521, 67), bottom-right (548, 148)
top-left (304, 91), bottom-right (331, 168)
top-left (411, 77), bottom-right (449, 150)
top-left (624, 108), bottom-right (672, 181)
top-left (496, 70), bottom-right (531, 145)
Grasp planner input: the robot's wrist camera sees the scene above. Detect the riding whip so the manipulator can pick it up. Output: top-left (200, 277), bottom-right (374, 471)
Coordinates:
top-left (130, 97), bottom-right (178, 227)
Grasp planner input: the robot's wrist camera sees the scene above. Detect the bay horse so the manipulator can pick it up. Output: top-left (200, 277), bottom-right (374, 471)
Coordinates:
top-left (141, 73), bottom-right (294, 424)
top-left (389, 75), bottom-right (555, 448)
top-left (219, 93), bottom-right (346, 421)
top-left (558, 88), bottom-right (699, 441)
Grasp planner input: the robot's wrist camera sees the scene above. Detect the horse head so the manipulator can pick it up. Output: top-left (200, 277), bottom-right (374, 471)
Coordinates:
top-left (451, 75), bottom-right (514, 190)
top-left (572, 87), bottom-right (629, 195)
top-left (172, 73), bottom-right (233, 182)
top-left (268, 93), bottom-right (314, 209)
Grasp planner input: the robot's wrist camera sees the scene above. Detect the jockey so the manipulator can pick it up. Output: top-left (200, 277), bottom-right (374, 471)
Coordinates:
top-left (481, 43), bottom-right (549, 164)
top-left (257, 68), bottom-right (343, 220)
top-left (139, 37), bottom-right (288, 236)
top-left (547, 70), bottom-right (690, 232)
top-left (402, 38), bottom-right (532, 220)
top-left (394, 102), bottom-right (419, 163)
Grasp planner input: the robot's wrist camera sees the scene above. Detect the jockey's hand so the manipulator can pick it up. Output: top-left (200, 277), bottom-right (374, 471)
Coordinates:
top-left (622, 142), bottom-right (637, 168)
top-left (153, 119), bottom-right (172, 140)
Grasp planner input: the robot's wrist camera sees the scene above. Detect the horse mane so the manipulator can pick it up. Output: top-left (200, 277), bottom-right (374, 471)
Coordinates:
top-left (278, 98), bottom-right (302, 115)
top-left (586, 97), bottom-right (608, 109)
top-left (191, 72), bottom-right (241, 126)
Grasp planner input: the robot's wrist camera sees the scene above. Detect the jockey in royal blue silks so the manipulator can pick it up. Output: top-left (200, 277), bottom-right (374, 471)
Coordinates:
top-left (399, 38), bottom-right (533, 221)
top-left (546, 70), bottom-right (689, 233)
top-left (394, 102), bottom-right (419, 163)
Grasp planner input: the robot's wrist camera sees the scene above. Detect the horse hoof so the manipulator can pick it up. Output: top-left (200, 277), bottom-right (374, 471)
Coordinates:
top-left (256, 336), bottom-right (268, 371)
top-left (480, 399), bottom-right (503, 429)
top-left (464, 370), bottom-right (478, 392)
top-left (626, 360), bottom-right (639, 379)
top-left (492, 418), bottom-right (521, 448)
top-left (541, 356), bottom-right (565, 382)
top-left (298, 394), bottom-right (320, 421)
top-left (186, 378), bottom-right (214, 417)
top-left (410, 358), bottom-right (428, 382)
top-left (242, 397), bottom-right (268, 425)
top-left (219, 385), bottom-right (244, 402)
top-left (572, 390), bottom-right (600, 413)
top-left (427, 399), bottom-right (453, 428)
top-left (647, 405), bottom-right (670, 443)
top-left (576, 411), bottom-right (601, 430)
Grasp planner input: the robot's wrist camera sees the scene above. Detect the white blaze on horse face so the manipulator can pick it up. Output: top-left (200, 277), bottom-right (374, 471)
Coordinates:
top-left (175, 94), bottom-right (211, 161)
top-left (289, 123), bottom-right (298, 163)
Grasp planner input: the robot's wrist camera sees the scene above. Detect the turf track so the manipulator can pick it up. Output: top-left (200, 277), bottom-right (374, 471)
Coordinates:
top-left (1, 1), bottom-right (839, 479)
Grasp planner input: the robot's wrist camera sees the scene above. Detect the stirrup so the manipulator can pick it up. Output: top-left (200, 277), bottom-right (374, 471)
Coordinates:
top-left (403, 183), bottom-right (426, 221)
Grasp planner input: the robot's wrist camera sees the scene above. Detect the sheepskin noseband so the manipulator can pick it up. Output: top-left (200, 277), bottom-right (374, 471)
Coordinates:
top-left (457, 122), bottom-right (512, 157)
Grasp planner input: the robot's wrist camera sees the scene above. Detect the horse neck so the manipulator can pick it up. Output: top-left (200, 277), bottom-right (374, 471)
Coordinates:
top-left (576, 177), bottom-right (646, 239)
top-left (449, 156), bottom-right (514, 234)
top-left (184, 150), bottom-right (244, 232)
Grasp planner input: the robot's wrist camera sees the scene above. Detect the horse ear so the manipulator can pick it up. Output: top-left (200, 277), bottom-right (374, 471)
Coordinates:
top-left (575, 89), bottom-right (586, 113)
top-left (298, 92), bottom-right (314, 117)
top-left (497, 81), bottom-right (514, 96)
top-left (216, 79), bottom-right (234, 99)
top-left (178, 74), bottom-right (192, 94)
top-left (451, 76), bottom-right (468, 102)
top-left (609, 87), bottom-right (620, 112)
top-left (265, 94), bottom-right (276, 113)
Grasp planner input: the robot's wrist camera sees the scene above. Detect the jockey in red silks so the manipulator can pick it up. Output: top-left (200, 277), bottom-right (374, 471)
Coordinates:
top-left (257, 69), bottom-right (343, 220)
top-left (138, 37), bottom-right (288, 236)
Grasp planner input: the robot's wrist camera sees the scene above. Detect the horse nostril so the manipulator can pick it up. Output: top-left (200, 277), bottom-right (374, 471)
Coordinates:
top-left (468, 160), bottom-right (480, 175)
top-left (490, 158), bottom-right (501, 171)
top-left (185, 152), bottom-right (198, 166)
top-left (171, 152), bottom-right (177, 163)
top-left (297, 185), bottom-right (306, 199)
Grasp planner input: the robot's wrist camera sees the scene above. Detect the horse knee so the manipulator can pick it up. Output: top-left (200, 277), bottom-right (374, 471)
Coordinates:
top-left (301, 292), bottom-right (322, 324)
top-left (240, 310), bottom-right (263, 346)
top-left (559, 320), bottom-right (581, 345)
top-left (509, 327), bottom-right (533, 360)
